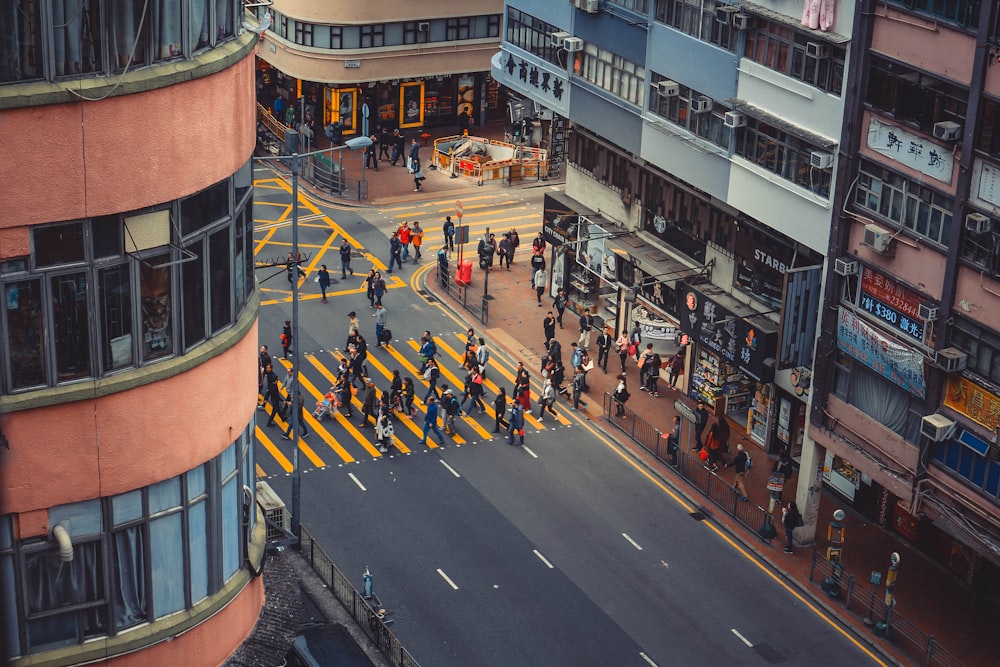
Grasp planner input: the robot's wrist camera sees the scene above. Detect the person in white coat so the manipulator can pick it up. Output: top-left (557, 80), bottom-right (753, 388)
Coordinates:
top-left (533, 267), bottom-right (548, 306)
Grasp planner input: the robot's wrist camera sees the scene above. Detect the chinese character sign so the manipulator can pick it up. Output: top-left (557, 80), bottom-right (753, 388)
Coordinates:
top-left (837, 307), bottom-right (926, 399)
top-left (867, 118), bottom-right (953, 184)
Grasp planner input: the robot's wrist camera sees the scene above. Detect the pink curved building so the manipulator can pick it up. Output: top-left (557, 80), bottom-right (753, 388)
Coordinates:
top-left (0, 5), bottom-right (265, 665)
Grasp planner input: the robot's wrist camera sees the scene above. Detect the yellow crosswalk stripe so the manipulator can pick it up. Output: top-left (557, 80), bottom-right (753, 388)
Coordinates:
top-left (302, 355), bottom-right (377, 459)
top-left (255, 462), bottom-right (268, 478)
top-left (326, 351), bottom-right (412, 454)
top-left (361, 351), bottom-right (449, 447)
top-left (255, 400), bottom-right (327, 467)
top-left (255, 426), bottom-right (293, 473)
top-left (405, 340), bottom-right (494, 440)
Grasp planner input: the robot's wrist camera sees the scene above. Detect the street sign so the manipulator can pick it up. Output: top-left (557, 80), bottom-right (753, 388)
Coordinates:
top-left (674, 399), bottom-right (697, 423)
top-left (457, 225), bottom-right (470, 244)
top-left (455, 200), bottom-right (464, 219)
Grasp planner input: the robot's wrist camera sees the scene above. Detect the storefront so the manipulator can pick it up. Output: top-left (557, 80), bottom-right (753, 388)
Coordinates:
top-left (676, 281), bottom-right (778, 432)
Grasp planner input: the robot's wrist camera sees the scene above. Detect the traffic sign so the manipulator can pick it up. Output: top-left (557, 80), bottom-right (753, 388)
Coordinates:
top-left (457, 225), bottom-right (470, 244)
top-left (455, 200), bottom-right (464, 219)
top-left (674, 399), bottom-right (697, 423)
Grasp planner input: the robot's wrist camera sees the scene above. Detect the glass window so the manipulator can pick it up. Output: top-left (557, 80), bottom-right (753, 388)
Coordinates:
top-left (112, 490), bottom-right (143, 525)
top-left (109, 0), bottom-right (147, 69)
top-left (188, 500), bottom-right (208, 602)
top-left (140, 253), bottom-right (173, 361)
top-left (50, 272), bottom-right (92, 382)
top-left (25, 541), bottom-right (106, 649)
top-left (853, 160), bottom-right (953, 244)
top-left (734, 117), bottom-right (832, 197)
top-left (111, 526), bottom-right (148, 630)
top-left (1, 553), bottom-right (19, 656)
top-left (92, 214), bottom-right (122, 259)
top-left (886, 0), bottom-right (980, 29)
top-left (182, 238), bottom-right (206, 349)
top-left (221, 442), bottom-right (236, 476)
top-left (187, 464), bottom-right (206, 501)
top-left (221, 476), bottom-right (239, 579)
top-left (181, 181), bottom-right (229, 237)
top-left (360, 24), bottom-right (384, 48)
top-left (209, 227), bottom-right (232, 332)
top-left (51, 0), bottom-right (105, 76)
top-left (866, 55), bottom-right (967, 132)
top-left (99, 264), bottom-right (134, 372)
top-left (150, 513), bottom-right (185, 617)
top-left (6, 279), bottom-right (46, 388)
top-left (0, 0), bottom-right (43, 83)
top-left (149, 476), bottom-right (181, 514)
top-left (505, 8), bottom-right (563, 67)
top-left (656, 0), bottom-right (737, 51)
top-left (743, 18), bottom-right (845, 95)
top-left (34, 222), bottom-right (85, 268)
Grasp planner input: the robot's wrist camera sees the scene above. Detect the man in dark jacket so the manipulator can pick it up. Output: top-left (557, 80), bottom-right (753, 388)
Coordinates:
top-left (543, 312), bottom-right (556, 350)
top-left (360, 379), bottom-right (378, 427)
top-left (596, 326), bottom-right (613, 373)
top-left (693, 400), bottom-right (709, 450)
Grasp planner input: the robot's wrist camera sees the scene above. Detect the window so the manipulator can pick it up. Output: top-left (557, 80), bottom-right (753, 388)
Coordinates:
top-left (832, 352), bottom-right (923, 443)
top-left (209, 227), bottom-right (232, 332)
top-left (403, 22), bottom-right (430, 44)
top-left (867, 56), bottom-right (967, 132)
top-left (576, 44), bottom-right (645, 106)
top-left (446, 17), bottom-right (471, 41)
top-left (329, 26), bottom-right (343, 49)
top-left (612, 0), bottom-right (650, 11)
top-left (960, 211), bottom-right (1000, 274)
top-left (950, 317), bottom-right (1000, 385)
top-left (648, 75), bottom-right (731, 149)
top-left (34, 222), bottom-right (85, 268)
top-left (975, 98), bottom-right (1000, 158)
top-left (50, 272), bottom-right (91, 381)
top-left (886, 0), bottom-right (980, 29)
top-left (656, 0), bottom-right (737, 52)
top-left (140, 253), bottom-right (174, 361)
top-left (854, 159), bottom-right (953, 244)
top-left (505, 8), bottom-right (564, 67)
top-left (744, 19), bottom-right (845, 95)
top-left (181, 181), bottom-right (229, 237)
top-left (293, 21), bottom-right (313, 47)
top-left (0, 0), bottom-right (43, 83)
top-left (99, 264), bottom-right (133, 371)
top-left (5, 279), bottom-right (46, 389)
top-left (182, 239), bottom-right (205, 350)
top-left (360, 24), bottom-right (385, 48)
top-left (734, 117), bottom-right (832, 197)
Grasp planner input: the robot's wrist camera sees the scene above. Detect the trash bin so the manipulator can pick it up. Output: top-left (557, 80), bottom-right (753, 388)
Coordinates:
top-left (456, 260), bottom-right (472, 286)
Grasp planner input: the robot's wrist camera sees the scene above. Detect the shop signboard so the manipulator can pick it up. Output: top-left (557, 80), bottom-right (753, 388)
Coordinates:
top-left (944, 374), bottom-right (1000, 432)
top-left (492, 50), bottom-right (569, 117)
top-left (836, 307), bottom-right (926, 399)
top-left (867, 118), bottom-right (954, 184)
top-left (676, 281), bottom-right (778, 381)
top-left (858, 265), bottom-right (932, 347)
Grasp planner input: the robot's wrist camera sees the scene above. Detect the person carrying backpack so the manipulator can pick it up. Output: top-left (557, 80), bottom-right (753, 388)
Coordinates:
top-left (729, 443), bottom-right (751, 500)
top-left (443, 389), bottom-right (462, 436)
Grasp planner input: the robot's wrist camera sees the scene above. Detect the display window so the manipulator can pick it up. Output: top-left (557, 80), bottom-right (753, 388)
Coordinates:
top-left (325, 87), bottom-right (359, 134)
top-left (399, 82), bottom-right (425, 128)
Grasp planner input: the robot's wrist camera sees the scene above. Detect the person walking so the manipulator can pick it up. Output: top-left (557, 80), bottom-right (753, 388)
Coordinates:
top-left (347, 311), bottom-right (359, 337)
top-left (462, 368), bottom-right (486, 414)
top-left (378, 126), bottom-right (391, 161)
top-left (258, 346), bottom-right (273, 408)
top-left (365, 268), bottom-right (377, 307)
top-left (770, 449), bottom-right (795, 506)
top-left (645, 350), bottom-right (662, 397)
top-left (693, 400), bottom-right (709, 449)
top-left (263, 364), bottom-right (281, 426)
top-left (408, 137), bottom-right (420, 170)
top-left (412, 158), bottom-right (425, 192)
top-left (360, 379), bottom-right (378, 428)
top-left (411, 221), bottom-right (424, 263)
top-left (388, 232), bottom-right (403, 273)
top-left (420, 395), bottom-right (447, 446)
top-left (281, 391), bottom-right (310, 440)
top-left (531, 232), bottom-right (546, 255)
top-left (578, 308), bottom-right (595, 351)
top-left (509, 228), bottom-right (520, 264)
top-left (539, 378), bottom-right (557, 420)
top-left (638, 343), bottom-right (656, 390)
top-left (372, 302), bottom-right (388, 347)
top-left (371, 271), bottom-right (387, 306)
top-left (612, 375), bottom-right (629, 417)
top-left (493, 387), bottom-right (508, 433)
top-left (418, 335), bottom-right (437, 372)
top-left (286, 251), bottom-right (306, 283)
top-left (543, 312), bottom-right (556, 347)
top-left (705, 423), bottom-right (725, 471)
top-left (401, 376), bottom-right (417, 418)
top-left (729, 444), bottom-right (750, 500)
top-left (595, 326), bottom-right (613, 374)
top-left (364, 133), bottom-right (379, 170)
top-left (553, 289), bottom-right (568, 329)
top-left (571, 366), bottom-right (586, 411)
top-left (530, 249), bottom-right (546, 284)
top-left (443, 216), bottom-right (456, 252)
top-left (281, 320), bottom-right (292, 358)
top-left (661, 415), bottom-right (681, 465)
top-left (390, 129), bottom-right (405, 166)
top-left (781, 500), bottom-right (802, 554)
top-left (398, 221), bottom-right (412, 262)
top-left (507, 400), bottom-right (525, 446)
top-left (533, 267), bottom-right (548, 306)
top-left (615, 330), bottom-right (630, 373)
top-left (667, 351), bottom-right (684, 388)
top-left (375, 405), bottom-right (394, 453)
top-left (498, 233), bottom-right (513, 270)
top-left (317, 264), bottom-right (331, 303)
top-left (442, 389), bottom-right (462, 436)
top-left (339, 239), bottom-right (354, 279)
top-left (475, 337), bottom-right (490, 379)
top-left (423, 358), bottom-right (441, 402)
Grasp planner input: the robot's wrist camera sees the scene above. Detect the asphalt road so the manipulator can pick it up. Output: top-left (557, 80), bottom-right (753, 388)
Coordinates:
top-left (252, 174), bottom-right (884, 667)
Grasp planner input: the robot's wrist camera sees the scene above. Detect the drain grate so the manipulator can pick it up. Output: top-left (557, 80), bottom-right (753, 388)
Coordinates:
top-left (689, 511), bottom-right (706, 521)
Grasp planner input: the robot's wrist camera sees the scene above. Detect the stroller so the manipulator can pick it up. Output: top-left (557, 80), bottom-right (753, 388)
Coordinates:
top-left (313, 389), bottom-right (340, 420)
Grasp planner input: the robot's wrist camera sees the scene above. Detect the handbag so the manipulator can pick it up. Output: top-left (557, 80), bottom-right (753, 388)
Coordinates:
top-left (627, 343), bottom-right (638, 356)
top-left (767, 472), bottom-right (785, 492)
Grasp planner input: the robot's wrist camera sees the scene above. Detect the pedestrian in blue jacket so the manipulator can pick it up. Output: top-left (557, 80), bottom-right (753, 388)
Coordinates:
top-left (421, 396), bottom-right (446, 445)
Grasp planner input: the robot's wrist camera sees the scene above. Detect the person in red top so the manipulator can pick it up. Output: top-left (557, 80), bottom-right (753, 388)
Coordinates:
top-left (398, 221), bottom-right (412, 262)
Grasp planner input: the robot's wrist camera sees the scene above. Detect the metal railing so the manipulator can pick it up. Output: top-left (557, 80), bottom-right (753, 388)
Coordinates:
top-left (435, 262), bottom-right (488, 325)
top-left (300, 526), bottom-right (421, 667)
top-left (808, 553), bottom-right (963, 667)
top-left (602, 392), bottom-right (775, 544)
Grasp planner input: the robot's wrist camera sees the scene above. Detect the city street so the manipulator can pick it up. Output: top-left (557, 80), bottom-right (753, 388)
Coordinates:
top-left (252, 171), bottom-right (886, 666)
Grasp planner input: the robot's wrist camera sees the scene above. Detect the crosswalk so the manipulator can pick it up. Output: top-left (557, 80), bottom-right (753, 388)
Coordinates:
top-left (256, 331), bottom-right (574, 479)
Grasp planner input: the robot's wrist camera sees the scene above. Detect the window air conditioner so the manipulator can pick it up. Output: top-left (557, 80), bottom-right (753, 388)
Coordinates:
top-left (690, 96), bottom-right (712, 113)
top-left (920, 413), bottom-right (957, 442)
top-left (833, 257), bottom-right (859, 276)
top-left (965, 212), bottom-right (992, 234)
top-left (418, 22), bottom-right (430, 32)
top-left (863, 224), bottom-right (892, 253)
top-left (935, 347), bottom-right (968, 373)
top-left (806, 42), bottom-right (828, 59)
top-left (550, 31), bottom-right (570, 48)
top-left (716, 5), bottom-right (739, 23)
top-left (724, 111), bottom-right (746, 128)
top-left (657, 80), bottom-right (680, 97)
top-left (933, 121), bottom-right (961, 142)
top-left (563, 36), bottom-right (584, 52)
top-left (810, 151), bottom-right (834, 169)
top-left (572, 0), bottom-right (600, 13)
top-left (918, 302), bottom-right (939, 322)
top-left (733, 13), bottom-right (755, 30)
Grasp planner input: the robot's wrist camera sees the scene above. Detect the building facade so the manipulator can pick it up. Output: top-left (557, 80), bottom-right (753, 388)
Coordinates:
top-left (251, 0), bottom-right (506, 145)
top-left (0, 3), bottom-right (266, 665)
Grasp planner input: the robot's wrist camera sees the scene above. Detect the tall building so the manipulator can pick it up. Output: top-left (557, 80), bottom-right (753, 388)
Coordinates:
top-left (250, 0), bottom-right (506, 147)
top-left (0, 4), bottom-right (265, 665)
top-left (812, 0), bottom-right (1000, 596)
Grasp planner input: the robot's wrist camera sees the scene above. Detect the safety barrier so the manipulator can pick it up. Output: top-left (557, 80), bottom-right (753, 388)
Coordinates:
top-left (431, 135), bottom-right (548, 185)
top-left (301, 526), bottom-right (421, 667)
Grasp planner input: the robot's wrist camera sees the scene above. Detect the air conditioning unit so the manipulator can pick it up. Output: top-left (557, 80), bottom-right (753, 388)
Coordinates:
top-left (806, 41), bottom-right (828, 58)
top-left (572, 0), bottom-right (600, 13)
top-left (657, 80), bottom-right (680, 97)
top-left (863, 223), bottom-right (892, 253)
top-left (935, 347), bottom-right (968, 373)
top-left (733, 13), bottom-right (755, 30)
top-left (563, 36), bottom-right (584, 52)
top-left (256, 480), bottom-right (291, 542)
top-left (690, 96), bottom-right (712, 113)
top-left (965, 212), bottom-right (992, 234)
top-left (418, 21), bottom-right (430, 32)
top-left (918, 302), bottom-right (939, 322)
top-left (716, 5), bottom-right (739, 23)
top-left (810, 151), bottom-right (834, 169)
top-left (933, 121), bottom-right (962, 142)
top-left (834, 257), bottom-right (859, 276)
top-left (724, 111), bottom-right (746, 128)
top-left (920, 413), bottom-right (957, 442)
top-left (550, 31), bottom-right (570, 48)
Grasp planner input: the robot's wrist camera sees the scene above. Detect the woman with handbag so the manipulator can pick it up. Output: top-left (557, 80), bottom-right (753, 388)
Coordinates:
top-left (781, 501), bottom-right (803, 554)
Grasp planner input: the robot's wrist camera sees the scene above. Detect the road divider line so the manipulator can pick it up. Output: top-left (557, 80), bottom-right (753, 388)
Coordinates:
top-left (532, 549), bottom-right (554, 569)
top-left (436, 568), bottom-right (459, 590)
top-left (522, 446), bottom-right (539, 458)
top-left (639, 652), bottom-right (658, 666)
top-left (622, 533), bottom-right (643, 551)
top-left (439, 460), bottom-right (461, 478)
top-left (730, 628), bottom-right (753, 648)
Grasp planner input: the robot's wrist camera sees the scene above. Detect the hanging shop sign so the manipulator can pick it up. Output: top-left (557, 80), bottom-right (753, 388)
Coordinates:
top-left (542, 194), bottom-right (579, 246)
top-left (943, 374), bottom-right (1000, 432)
top-left (858, 265), bottom-right (933, 347)
top-left (837, 307), bottom-right (926, 399)
top-left (867, 118), bottom-right (954, 184)
top-left (577, 223), bottom-right (617, 283)
top-left (677, 281), bottom-right (778, 381)
top-left (491, 50), bottom-right (569, 117)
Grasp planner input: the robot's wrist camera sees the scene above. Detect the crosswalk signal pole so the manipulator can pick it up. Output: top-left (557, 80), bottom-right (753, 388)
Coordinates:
top-left (290, 152), bottom-right (302, 540)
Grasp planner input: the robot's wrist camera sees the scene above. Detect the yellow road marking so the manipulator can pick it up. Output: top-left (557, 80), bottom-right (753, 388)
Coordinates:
top-left (405, 340), bottom-right (494, 440)
top-left (360, 351), bottom-right (448, 447)
top-left (255, 426), bottom-right (293, 473)
top-left (255, 462), bottom-right (268, 478)
top-left (301, 355), bottom-right (373, 460)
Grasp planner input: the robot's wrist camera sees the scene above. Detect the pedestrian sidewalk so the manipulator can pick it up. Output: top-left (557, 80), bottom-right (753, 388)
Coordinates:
top-left (422, 254), bottom-right (994, 667)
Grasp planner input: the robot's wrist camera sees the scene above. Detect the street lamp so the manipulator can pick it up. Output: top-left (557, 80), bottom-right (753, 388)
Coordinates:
top-left (342, 135), bottom-right (373, 200)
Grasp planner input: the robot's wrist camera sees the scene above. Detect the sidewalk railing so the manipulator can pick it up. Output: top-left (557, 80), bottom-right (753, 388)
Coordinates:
top-left (435, 263), bottom-right (488, 325)
top-left (301, 526), bottom-right (421, 667)
top-left (808, 552), bottom-right (962, 667)
top-left (602, 392), bottom-right (775, 544)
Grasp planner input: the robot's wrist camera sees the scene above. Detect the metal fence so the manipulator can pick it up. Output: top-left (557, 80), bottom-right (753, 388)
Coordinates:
top-left (808, 553), bottom-right (963, 667)
top-left (300, 526), bottom-right (421, 667)
top-left (602, 392), bottom-right (775, 544)
top-left (435, 261), bottom-right (488, 325)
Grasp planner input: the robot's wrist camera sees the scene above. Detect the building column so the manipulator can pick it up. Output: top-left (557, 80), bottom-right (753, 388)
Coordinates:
top-left (794, 423), bottom-right (826, 547)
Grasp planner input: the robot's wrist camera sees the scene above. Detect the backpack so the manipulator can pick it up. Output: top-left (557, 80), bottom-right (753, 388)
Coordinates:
top-left (744, 452), bottom-right (753, 472)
